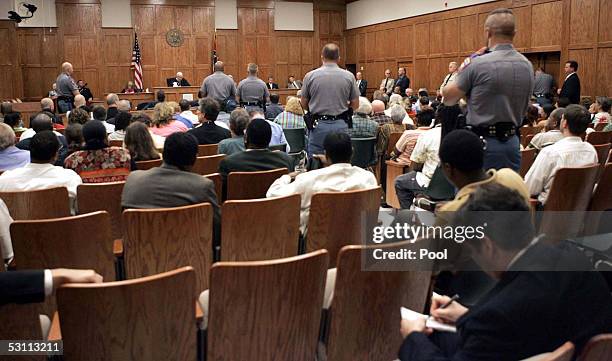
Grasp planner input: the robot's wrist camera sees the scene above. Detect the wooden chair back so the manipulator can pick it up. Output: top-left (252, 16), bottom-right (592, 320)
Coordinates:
top-left (204, 173), bottom-right (222, 205)
top-left (594, 123), bottom-right (607, 131)
top-left (520, 126), bottom-right (540, 147)
top-left (586, 131), bottom-right (611, 145)
top-left (524, 342), bottom-right (574, 361)
top-left (221, 194), bottom-right (301, 261)
top-left (11, 212), bottom-right (115, 281)
top-left (524, 133), bottom-right (535, 147)
top-left (307, 187), bottom-right (381, 266)
top-left (0, 302), bottom-right (44, 361)
top-left (326, 243), bottom-right (432, 361)
top-left (386, 132), bottom-right (404, 156)
top-left (77, 182), bottom-right (125, 239)
top-left (593, 143), bottom-right (611, 166)
top-left (207, 250), bottom-right (329, 361)
top-left (108, 140), bottom-right (123, 147)
top-left (122, 203), bottom-right (213, 291)
top-left (192, 154), bottom-right (225, 175)
top-left (539, 165), bottom-right (599, 240)
top-left (197, 143), bottom-right (218, 157)
top-left (0, 187), bottom-right (70, 220)
top-left (226, 168), bottom-right (288, 200)
top-left (135, 158), bottom-right (162, 170)
top-left (584, 163), bottom-right (612, 235)
top-left (578, 334), bottom-right (612, 361)
top-left (543, 165), bottom-right (599, 212)
top-left (520, 148), bottom-right (538, 177)
top-left (385, 160), bottom-right (408, 208)
top-left (57, 267), bottom-right (197, 361)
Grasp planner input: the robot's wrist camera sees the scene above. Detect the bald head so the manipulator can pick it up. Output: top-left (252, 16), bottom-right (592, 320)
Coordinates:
top-left (117, 100), bottom-right (131, 112)
top-left (107, 93), bottom-right (119, 107)
top-left (214, 61), bottom-right (225, 72)
top-left (62, 62), bottom-right (73, 74)
top-left (485, 8), bottom-right (516, 40)
top-left (74, 94), bottom-right (86, 108)
top-left (176, 72), bottom-right (183, 80)
top-left (40, 97), bottom-right (54, 110)
top-left (31, 113), bottom-right (53, 133)
top-left (372, 100), bottom-right (385, 114)
top-left (321, 43), bottom-right (340, 62)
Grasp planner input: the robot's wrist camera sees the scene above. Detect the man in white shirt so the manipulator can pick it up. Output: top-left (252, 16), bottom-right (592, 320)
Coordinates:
top-left (0, 131), bottom-right (82, 212)
top-left (394, 124), bottom-right (442, 209)
top-left (267, 132), bottom-right (377, 235)
top-left (0, 199), bottom-right (13, 262)
top-left (439, 61), bottom-right (458, 95)
top-left (525, 104), bottom-right (598, 205)
top-left (177, 99), bottom-right (199, 126)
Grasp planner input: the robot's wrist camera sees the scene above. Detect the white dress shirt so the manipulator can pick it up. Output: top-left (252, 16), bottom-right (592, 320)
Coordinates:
top-left (525, 136), bottom-right (598, 204)
top-left (266, 163), bottom-right (378, 234)
top-left (410, 126), bottom-right (442, 187)
top-left (180, 110), bottom-right (200, 125)
top-left (0, 199), bottom-right (14, 260)
top-left (19, 129), bottom-right (64, 141)
top-left (0, 163), bottom-right (83, 203)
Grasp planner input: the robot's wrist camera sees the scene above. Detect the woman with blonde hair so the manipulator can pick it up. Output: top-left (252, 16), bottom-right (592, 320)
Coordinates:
top-left (149, 102), bottom-right (188, 137)
top-left (273, 96), bottom-right (306, 129)
top-left (124, 122), bottom-right (160, 161)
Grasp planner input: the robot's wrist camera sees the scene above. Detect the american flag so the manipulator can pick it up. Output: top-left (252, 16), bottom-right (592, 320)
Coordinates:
top-left (131, 33), bottom-right (143, 89)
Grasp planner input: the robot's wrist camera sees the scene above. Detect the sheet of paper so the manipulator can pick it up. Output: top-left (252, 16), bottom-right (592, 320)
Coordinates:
top-left (182, 94), bottom-right (194, 101)
top-left (400, 307), bottom-right (457, 333)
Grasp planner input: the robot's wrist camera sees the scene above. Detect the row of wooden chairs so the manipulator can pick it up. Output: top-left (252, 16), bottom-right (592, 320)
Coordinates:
top-left (1, 242), bottom-right (434, 361)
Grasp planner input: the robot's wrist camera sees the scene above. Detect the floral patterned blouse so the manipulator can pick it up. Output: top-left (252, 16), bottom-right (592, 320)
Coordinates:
top-left (64, 146), bottom-right (131, 183)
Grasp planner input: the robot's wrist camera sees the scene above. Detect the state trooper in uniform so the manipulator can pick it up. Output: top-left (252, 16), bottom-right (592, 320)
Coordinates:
top-left (237, 63), bottom-right (269, 114)
top-left (301, 43), bottom-right (360, 158)
top-left (443, 8), bottom-right (534, 171)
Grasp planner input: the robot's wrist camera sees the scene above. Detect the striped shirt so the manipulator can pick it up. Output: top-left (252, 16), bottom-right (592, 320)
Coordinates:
top-left (274, 111), bottom-right (306, 129)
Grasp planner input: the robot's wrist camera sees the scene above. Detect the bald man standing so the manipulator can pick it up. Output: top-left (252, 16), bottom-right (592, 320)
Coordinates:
top-left (439, 62), bottom-right (458, 94)
top-left (301, 43), bottom-right (359, 158)
top-left (56, 62), bottom-right (80, 114)
top-left (442, 8), bottom-right (533, 171)
top-left (200, 61), bottom-right (237, 105)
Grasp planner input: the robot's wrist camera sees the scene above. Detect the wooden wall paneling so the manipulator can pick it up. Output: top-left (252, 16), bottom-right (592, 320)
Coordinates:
top-left (596, 47), bottom-right (612, 97)
top-left (443, 18), bottom-right (459, 54)
top-left (0, 22), bottom-right (19, 100)
top-left (530, 1), bottom-right (562, 50)
top-left (512, 6), bottom-right (531, 51)
top-left (569, 0), bottom-right (597, 46)
top-left (345, 34), bottom-right (356, 63)
top-left (175, 6), bottom-right (193, 34)
top-left (133, 5), bottom-right (156, 34)
top-left (567, 48), bottom-right (596, 97)
top-left (193, 7), bottom-right (214, 34)
top-left (319, 11), bottom-right (330, 36)
top-left (429, 20), bottom-right (444, 55)
top-left (459, 14), bottom-right (479, 54)
top-left (156, 6), bottom-right (176, 35)
top-left (598, 0), bottom-right (612, 43)
top-left (415, 23), bottom-right (429, 57)
top-left (415, 58), bottom-right (429, 90)
top-left (374, 31), bottom-right (385, 60)
top-left (216, 31), bottom-right (238, 78)
top-left (357, 33), bottom-right (366, 62)
top-left (396, 25), bottom-right (413, 60)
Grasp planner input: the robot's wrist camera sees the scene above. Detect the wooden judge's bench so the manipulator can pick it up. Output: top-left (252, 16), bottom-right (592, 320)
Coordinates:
top-left (94, 86), bottom-right (299, 110)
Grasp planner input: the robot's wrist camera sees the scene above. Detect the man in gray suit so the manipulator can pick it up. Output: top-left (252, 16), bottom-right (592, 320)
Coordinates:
top-left (121, 132), bottom-right (221, 245)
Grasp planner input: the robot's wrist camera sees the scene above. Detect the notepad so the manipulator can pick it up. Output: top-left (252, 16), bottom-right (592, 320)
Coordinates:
top-left (400, 307), bottom-right (457, 333)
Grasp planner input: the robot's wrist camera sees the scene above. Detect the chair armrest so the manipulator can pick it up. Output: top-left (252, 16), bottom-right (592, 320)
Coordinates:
top-left (113, 239), bottom-right (124, 257)
top-left (48, 312), bottom-right (62, 341)
top-left (195, 301), bottom-right (203, 323)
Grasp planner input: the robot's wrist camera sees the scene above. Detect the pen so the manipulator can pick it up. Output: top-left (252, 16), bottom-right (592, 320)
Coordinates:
top-left (439, 294), bottom-right (460, 310)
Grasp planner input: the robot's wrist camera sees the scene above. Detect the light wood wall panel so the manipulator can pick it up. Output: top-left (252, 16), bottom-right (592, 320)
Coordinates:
top-left (344, 0), bottom-right (608, 98)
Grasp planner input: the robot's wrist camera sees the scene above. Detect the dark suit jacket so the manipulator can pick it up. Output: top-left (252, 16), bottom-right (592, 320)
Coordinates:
top-left (106, 107), bottom-right (118, 121)
top-left (560, 73), bottom-right (581, 104)
top-left (218, 149), bottom-right (294, 199)
top-left (166, 78), bottom-right (191, 87)
top-left (357, 80), bottom-right (368, 97)
top-left (187, 122), bottom-right (231, 145)
top-left (0, 270), bottom-right (45, 305)
top-left (395, 76), bottom-right (410, 95)
top-left (399, 242), bottom-right (612, 361)
top-left (121, 164), bottom-right (221, 247)
top-left (267, 82), bottom-right (279, 90)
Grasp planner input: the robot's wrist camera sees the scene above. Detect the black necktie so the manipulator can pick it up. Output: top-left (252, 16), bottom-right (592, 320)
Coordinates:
top-left (443, 74), bottom-right (452, 87)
